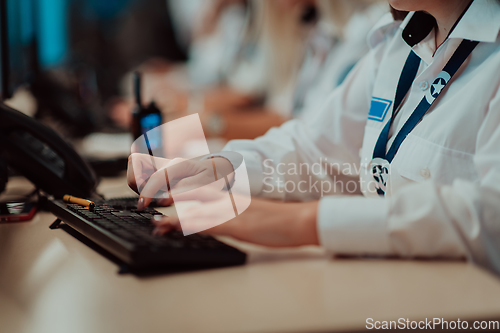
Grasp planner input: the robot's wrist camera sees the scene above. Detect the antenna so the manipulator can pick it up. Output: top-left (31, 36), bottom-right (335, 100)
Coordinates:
top-left (133, 71), bottom-right (142, 108)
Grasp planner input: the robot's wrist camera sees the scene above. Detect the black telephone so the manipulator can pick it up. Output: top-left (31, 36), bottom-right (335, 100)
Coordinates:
top-left (0, 103), bottom-right (98, 198)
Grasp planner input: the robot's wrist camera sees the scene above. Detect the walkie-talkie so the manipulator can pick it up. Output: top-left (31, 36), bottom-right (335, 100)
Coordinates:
top-left (131, 72), bottom-right (143, 140)
top-left (130, 72), bottom-right (163, 150)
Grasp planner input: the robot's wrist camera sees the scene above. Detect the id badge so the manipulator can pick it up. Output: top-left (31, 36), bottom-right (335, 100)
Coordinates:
top-left (360, 157), bottom-right (391, 197)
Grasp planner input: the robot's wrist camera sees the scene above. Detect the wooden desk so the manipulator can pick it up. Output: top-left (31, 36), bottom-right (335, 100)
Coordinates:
top-left (2, 176), bottom-right (500, 333)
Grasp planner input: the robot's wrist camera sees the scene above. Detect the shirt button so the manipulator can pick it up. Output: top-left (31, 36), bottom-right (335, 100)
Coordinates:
top-left (419, 81), bottom-right (429, 91)
top-left (420, 168), bottom-right (431, 179)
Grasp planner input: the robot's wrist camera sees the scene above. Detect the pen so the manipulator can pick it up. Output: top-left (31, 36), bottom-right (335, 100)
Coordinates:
top-left (63, 195), bottom-right (95, 211)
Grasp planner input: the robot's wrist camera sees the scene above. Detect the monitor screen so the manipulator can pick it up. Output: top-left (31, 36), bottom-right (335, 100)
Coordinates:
top-left (37, 0), bottom-right (68, 69)
top-left (0, 0), bottom-right (37, 100)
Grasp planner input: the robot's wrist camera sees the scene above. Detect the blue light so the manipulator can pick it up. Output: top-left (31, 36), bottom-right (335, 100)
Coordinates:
top-left (140, 114), bottom-right (162, 128)
top-left (19, 0), bottom-right (34, 44)
top-left (37, 0), bottom-right (68, 67)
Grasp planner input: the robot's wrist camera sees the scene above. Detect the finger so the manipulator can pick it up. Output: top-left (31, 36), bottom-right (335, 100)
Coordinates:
top-left (152, 209), bottom-right (208, 235)
top-left (185, 218), bottom-right (236, 237)
top-left (152, 224), bottom-right (173, 236)
top-left (129, 153), bottom-right (171, 193)
top-left (129, 152), bottom-right (170, 168)
top-left (153, 208), bottom-right (241, 239)
top-left (161, 158), bottom-right (199, 184)
top-left (156, 194), bottom-right (173, 207)
top-left (170, 182), bottom-right (227, 202)
top-left (168, 161), bottom-right (229, 198)
top-left (138, 158), bottom-right (189, 207)
top-left (174, 200), bottom-right (240, 236)
top-left (138, 168), bottom-right (170, 209)
top-left (152, 215), bottom-right (181, 235)
top-left (152, 215), bottom-right (180, 227)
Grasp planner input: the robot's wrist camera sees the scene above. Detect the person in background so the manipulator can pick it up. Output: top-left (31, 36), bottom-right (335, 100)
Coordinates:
top-left (176, 0), bottom-right (251, 90)
top-left (115, 0), bottom-right (385, 141)
top-left (199, 0), bottom-right (318, 140)
top-left (130, 0), bottom-right (500, 277)
top-left (211, 0), bottom-right (388, 141)
top-left (167, 0), bottom-right (205, 51)
top-left (110, 0), bottom-right (259, 129)
top-left (111, 0), bottom-right (318, 139)
top-left (293, 0), bottom-right (387, 120)
top-left (190, 0), bottom-right (388, 141)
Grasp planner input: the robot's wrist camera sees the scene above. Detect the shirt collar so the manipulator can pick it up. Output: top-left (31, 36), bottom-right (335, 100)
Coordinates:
top-left (449, 0), bottom-right (500, 43)
top-left (367, 12), bottom-right (401, 48)
top-left (400, 0), bottom-right (500, 47)
top-left (400, 11), bottom-right (435, 47)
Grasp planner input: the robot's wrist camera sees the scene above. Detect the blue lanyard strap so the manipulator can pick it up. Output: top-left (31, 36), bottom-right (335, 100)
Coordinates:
top-left (372, 39), bottom-right (479, 163)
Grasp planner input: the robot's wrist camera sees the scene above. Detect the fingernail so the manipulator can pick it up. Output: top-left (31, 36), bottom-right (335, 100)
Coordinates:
top-left (137, 197), bottom-right (145, 210)
top-left (153, 215), bottom-right (165, 223)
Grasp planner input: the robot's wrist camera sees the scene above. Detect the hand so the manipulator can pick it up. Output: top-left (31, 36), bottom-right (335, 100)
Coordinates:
top-left (127, 153), bottom-right (234, 209)
top-left (204, 86), bottom-right (257, 112)
top-left (151, 187), bottom-right (320, 248)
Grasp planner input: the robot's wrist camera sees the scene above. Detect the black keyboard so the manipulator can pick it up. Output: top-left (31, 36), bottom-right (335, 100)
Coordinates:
top-left (47, 197), bottom-right (246, 271)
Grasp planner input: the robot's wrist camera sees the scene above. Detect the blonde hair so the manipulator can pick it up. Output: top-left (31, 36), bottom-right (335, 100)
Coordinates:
top-left (250, 0), bottom-right (313, 103)
top-left (234, 0), bottom-right (384, 112)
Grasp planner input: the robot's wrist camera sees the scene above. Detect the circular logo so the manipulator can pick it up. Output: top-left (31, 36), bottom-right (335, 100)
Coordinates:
top-left (425, 71), bottom-right (451, 104)
top-left (369, 158), bottom-right (391, 194)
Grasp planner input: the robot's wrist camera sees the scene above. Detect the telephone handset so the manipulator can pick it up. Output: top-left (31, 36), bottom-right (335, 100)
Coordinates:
top-left (0, 103), bottom-right (98, 198)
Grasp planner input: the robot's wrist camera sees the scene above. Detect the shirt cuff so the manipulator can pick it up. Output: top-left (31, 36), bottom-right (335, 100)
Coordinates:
top-left (317, 196), bottom-right (393, 255)
top-left (209, 150), bottom-right (264, 196)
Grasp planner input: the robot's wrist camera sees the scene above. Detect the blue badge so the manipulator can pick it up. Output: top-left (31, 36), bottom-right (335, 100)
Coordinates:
top-left (368, 97), bottom-right (392, 122)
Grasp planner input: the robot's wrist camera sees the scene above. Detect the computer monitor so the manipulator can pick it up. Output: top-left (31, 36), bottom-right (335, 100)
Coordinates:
top-left (0, 0), bottom-right (8, 99)
top-left (0, 0), bottom-right (38, 100)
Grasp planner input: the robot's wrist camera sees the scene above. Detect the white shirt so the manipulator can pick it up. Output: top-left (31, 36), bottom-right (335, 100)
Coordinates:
top-left (294, 3), bottom-right (387, 119)
top-left (167, 0), bottom-right (209, 49)
top-left (221, 0), bottom-right (500, 275)
top-left (187, 3), bottom-right (248, 88)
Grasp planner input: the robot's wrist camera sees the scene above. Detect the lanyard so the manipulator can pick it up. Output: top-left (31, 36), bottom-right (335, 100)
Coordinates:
top-left (372, 39), bottom-right (478, 163)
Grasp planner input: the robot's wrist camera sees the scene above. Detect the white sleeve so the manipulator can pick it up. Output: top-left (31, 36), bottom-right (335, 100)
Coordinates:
top-left (220, 45), bottom-right (383, 201)
top-left (319, 88), bottom-right (500, 275)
